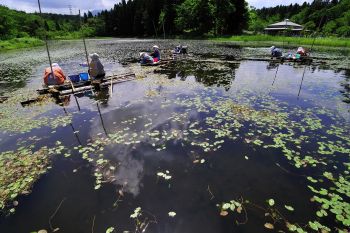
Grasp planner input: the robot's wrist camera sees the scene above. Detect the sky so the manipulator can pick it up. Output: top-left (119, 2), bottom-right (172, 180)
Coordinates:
top-left (1, 0), bottom-right (314, 14)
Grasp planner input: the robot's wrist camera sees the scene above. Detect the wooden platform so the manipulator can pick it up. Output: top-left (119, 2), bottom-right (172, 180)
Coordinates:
top-left (37, 73), bottom-right (136, 95)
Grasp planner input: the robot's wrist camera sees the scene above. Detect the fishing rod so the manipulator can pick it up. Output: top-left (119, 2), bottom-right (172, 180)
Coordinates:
top-left (78, 10), bottom-right (90, 69)
top-left (37, 0), bottom-right (56, 81)
top-left (297, 2), bottom-right (328, 99)
top-left (78, 10), bottom-right (96, 96)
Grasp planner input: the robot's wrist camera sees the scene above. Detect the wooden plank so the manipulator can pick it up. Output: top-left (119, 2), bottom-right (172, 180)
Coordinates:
top-left (37, 73), bottom-right (135, 94)
top-left (59, 76), bottom-right (136, 95)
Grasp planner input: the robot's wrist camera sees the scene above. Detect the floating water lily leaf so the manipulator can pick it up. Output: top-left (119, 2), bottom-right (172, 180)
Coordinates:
top-left (168, 211), bottom-right (176, 217)
top-left (268, 199), bottom-right (275, 207)
top-left (286, 222), bottom-right (297, 231)
top-left (130, 207), bottom-right (142, 219)
top-left (220, 210), bottom-right (229, 216)
top-left (106, 227), bottom-right (115, 233)
top-left (264, 223), bottom-right (274, 230)
top-left (37, 230), bottom-right (48, 233)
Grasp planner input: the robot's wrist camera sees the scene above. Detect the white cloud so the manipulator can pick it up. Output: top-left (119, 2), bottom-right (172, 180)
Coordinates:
top-left (2, 0), bottom-right (315, 13)
top-left (246, 0), bottom-right (313, 9)
top-left (1, 0), bottom-right (119, 13)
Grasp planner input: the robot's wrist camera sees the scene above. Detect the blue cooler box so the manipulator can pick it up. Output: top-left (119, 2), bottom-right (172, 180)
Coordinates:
top-left (68, 75), bottom-right (80, 83)
top-left (79, 73), bottom-right (89, 81)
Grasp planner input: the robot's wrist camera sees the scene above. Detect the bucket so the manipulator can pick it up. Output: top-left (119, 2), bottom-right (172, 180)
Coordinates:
top-left (68, 75), bottom-right (80, 83)
top-left (79, 72), bottom-right (89, 81)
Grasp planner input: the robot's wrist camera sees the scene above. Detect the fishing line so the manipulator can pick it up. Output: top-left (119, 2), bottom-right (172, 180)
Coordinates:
top-left (297, 5), bottom-right (328, 99)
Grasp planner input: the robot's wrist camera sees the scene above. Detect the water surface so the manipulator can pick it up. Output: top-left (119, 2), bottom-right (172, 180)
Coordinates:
top-left (0, 40), bottom-right (349, 233)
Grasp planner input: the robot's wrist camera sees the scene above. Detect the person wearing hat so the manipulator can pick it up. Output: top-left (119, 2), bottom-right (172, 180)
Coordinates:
top-left (89, 53), bottom-right (105, 79)
top-left (43, 63), bottom-right (66, 85)
top-left (140, 52), bottom-right (154, 64)
top-left (150, 45), bottom-right (161, 62)
top-left (270, 46), bottom-right (282, 58)
top-left (296, 47), bottom-right (308, 57)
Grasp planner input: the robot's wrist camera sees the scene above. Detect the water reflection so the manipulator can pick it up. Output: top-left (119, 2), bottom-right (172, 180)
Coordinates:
top-left (158, 60), bottom-right (239, 91)
top-left (340, 69), bottom-right (350, 104)
top-left (1, 49), bottom-right (350, 233)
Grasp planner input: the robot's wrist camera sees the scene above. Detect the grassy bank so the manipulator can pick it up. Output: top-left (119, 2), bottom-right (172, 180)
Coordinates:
top-left (0, 37), bottom-right (44, 51)
top-left (212, 35), bottom-right (350, 48)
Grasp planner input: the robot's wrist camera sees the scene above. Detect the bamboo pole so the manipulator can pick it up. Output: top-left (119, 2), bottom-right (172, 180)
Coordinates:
top-left (79, 10), bottom-right (90, 69)
top-left (37, 0), bottom-right (55, 81)
top-left (297, 12), bottom-right (327, 98)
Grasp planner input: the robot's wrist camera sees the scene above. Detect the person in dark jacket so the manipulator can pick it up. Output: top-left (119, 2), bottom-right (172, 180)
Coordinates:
top-left (270, 46), bottom-right (282, 58)
top-left (89, 53), bottom-right (105, 79)
top-left (150, 45), bottom-right (161, 62)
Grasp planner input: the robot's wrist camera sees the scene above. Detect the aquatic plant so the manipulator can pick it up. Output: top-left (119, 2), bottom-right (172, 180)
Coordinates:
top-left (0, 143), bottom-right (65, 212)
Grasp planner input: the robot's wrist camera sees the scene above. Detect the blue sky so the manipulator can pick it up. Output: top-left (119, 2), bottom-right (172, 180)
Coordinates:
top-left (2, 0), bottom-right (313, 14)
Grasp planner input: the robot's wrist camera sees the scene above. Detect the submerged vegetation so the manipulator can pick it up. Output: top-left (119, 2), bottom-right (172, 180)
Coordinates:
top-left (0, 40), bottom-right (349, 232)
top-left (0, 143), bottom-right (65, 213)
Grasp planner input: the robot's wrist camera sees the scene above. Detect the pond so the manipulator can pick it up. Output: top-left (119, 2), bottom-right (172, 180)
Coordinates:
top-left (0, 39), bottom-right (349, 233)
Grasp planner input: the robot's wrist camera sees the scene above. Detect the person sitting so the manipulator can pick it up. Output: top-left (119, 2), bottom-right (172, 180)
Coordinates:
top-left (43, 63), bottom-right (66, 86)
top-left (140, 52), bottom-right (154, 64)
top-left (270, 46), bottom-right (282, 58)
top-left (150, 45), bottom-right (161, 62)
top-left (174, 45), bottom-right (182, 54)
top-left (296, 47), bottom-right (308, 56)
top-left (89, 53), bottom-right (105, 79)
top-left (173, 45), bottom-right (187, 54)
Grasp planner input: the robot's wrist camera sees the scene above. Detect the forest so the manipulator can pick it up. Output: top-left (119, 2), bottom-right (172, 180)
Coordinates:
top-left (250, 0), bottom-right (350, 36)
top-left (0, 0), bottom-right (350, 41)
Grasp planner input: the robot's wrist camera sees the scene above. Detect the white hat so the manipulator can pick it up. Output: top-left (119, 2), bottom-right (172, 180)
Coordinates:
top-left (139, 52), bottom-right (146, 58)
top-left (52, 63), bottom-right (59, 67)
top-left (153, 45), bottom-right (159, 49)
top-left (270, 46), bottom-right (275, 51)
top-left (89, 53), bottom-right (100, 60)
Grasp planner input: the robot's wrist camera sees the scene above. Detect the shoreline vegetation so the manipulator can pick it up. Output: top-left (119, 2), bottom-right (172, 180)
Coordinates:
top-left (212, 35), bottom-right (350, 48)
top-left (0, 37), bottom-right (44, 51)
top-left (1, 0), bottom-right (349, 51)
top-left (1, 35), bottom-right (350, 52)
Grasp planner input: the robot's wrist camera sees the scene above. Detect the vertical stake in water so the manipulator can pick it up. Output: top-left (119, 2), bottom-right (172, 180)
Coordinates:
top-left (79, 10), bottom-right (90, 69)
top-left (37, 0), bottom-right (55, 81)
top-left (297, 12), bottom-right (327, 98)
top-left (78, 10), bottom-right (94, 96)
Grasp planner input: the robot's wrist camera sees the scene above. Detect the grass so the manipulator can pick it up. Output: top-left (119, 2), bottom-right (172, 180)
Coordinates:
top-left (0, 35), bottom-right (113, 51)
top-left (0, 37), bottom-right (44, 51)
top-left (212, 35), bottom-right (350, 48)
